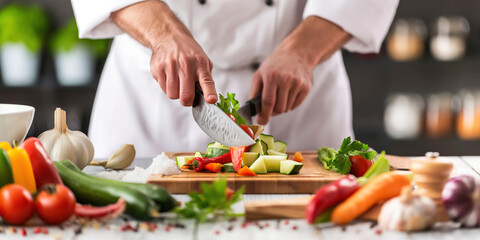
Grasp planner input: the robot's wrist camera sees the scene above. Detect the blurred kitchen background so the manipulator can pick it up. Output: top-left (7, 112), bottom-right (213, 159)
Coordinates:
top-left (1, 0), bottom-right (480, 156)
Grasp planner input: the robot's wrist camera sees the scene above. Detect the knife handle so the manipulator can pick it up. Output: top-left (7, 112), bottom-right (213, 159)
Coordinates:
top-left (246, 93), bottom-right (262, 116)
top-left (193, 85), bottom-right (203, 108)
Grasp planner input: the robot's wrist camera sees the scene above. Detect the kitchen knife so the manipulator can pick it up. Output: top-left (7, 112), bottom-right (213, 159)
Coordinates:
top-left (192, 86), bottom-right (256, 147)
top-left (237, 93), bottom-right (262, 126)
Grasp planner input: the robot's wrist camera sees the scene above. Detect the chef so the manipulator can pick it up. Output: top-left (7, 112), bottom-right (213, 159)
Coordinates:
top-left (71, 0), bottom-right (398, 158)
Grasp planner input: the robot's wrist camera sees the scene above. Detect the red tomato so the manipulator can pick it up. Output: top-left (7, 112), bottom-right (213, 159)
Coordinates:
top-left (349, 155), bottom-right (372, 177)
top-left (226, 113), bottom-right (236, 122)
top-left (0, 184), bottom-right (35, 225)
top-left (35, 184), bottom-right (76, 224)
top-left (239, 124), bottom-right (255, 139)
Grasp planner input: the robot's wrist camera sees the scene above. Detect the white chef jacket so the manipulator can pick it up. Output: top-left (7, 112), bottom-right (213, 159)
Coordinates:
top-left (71, 0), bottom-right (398, 158)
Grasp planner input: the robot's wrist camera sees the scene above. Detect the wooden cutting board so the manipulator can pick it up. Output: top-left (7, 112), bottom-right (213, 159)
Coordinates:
top-left (147, 152), bottom-right (412, 194)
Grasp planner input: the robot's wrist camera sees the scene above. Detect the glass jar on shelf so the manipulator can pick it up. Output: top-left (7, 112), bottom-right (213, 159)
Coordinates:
top-left (430, 16), bottom-right (469, 61)
top-left (425, 92), bottom-right (453, 138)
top-left (457, 90), bottom-right (480, 140)
top-left (386, 18), bottom-right (427, 61)
top-left (384, 93), bottom-right (424, 139)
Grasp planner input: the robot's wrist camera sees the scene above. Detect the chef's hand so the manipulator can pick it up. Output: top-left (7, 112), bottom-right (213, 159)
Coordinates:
top-left (111, 0), bottom-right (217, 106)
top-left (250, 16), bottom-right (352, 124)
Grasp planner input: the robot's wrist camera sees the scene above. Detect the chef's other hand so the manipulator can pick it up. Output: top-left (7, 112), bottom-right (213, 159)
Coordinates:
top-left (249, 16), bottom-right (351, 124)
top-left (111, 0), bottom-right (217, 106)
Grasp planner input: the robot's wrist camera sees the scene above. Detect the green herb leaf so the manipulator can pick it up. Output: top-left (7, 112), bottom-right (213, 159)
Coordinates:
top-left (174, 177), bottom-right (244, 222)
top-left (331, 154), bottom-right (351, 174)
top-left (216, 93), bottom-right (246, 125)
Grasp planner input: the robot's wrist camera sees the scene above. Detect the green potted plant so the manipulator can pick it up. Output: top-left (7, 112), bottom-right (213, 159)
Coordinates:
top-left (50, 19), bottom-right (110, 86)
top-left (0, 3), bottom-right (49, 86)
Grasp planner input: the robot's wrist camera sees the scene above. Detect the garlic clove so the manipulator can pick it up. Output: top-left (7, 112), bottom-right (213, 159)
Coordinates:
top-left (104, 144), bottom-right (136, 170)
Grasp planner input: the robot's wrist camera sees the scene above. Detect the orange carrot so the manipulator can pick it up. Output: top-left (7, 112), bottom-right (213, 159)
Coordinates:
top-left (293, 152), bottom-right (304, 162)
top-left (238, 166), bottom-right (257, 176)
top-left (331, 172), bottom-right (411, 224)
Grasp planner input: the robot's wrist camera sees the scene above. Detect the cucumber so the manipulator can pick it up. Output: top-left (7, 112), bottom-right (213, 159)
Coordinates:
top-left (259, 134), bottom-right (274, 150)
top-left (222, 163), bottom-right (236, 173)
top-left (261, 155), bottom-right (288, 172)
top-left (194, 151), bottom-right (203, 157)
top-left (249, 140), bottom-right (264, 154)
top-left (267, 149), bottom-right (288, 158)
top-left (55, 161), bottom-right (159, 220)
top-left (274, 141), bottom-right (287, 153)
top-left (176, 156), bottom-right (194, 168)
top-left (205, 142), bottom-right (229, 158)
top-left (242, 152), bottom-right (260, 167)
top-left (59, 160), bottom-right (178, 213)
top-left (280, 160), bottom-right (303, 175)
top-left (249, 157), bottom-right (267, 174)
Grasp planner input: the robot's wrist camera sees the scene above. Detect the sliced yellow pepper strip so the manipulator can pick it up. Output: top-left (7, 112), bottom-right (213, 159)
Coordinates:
top-left (7, 147), bottom-right (37, 193)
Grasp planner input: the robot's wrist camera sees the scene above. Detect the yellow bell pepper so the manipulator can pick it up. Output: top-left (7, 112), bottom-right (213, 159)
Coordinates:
top-left (0, 141), bottom-right (12, 151)
top-left (6, 143), bottom-right (36, 193)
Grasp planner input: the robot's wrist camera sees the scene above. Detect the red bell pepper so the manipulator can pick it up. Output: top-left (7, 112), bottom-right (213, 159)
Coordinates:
top-left (229, 146), bottom-right (245, 172)
top-left (191, 153), bottom-right (231, 172)
top-left (19, 137), bottom-right (62, 188)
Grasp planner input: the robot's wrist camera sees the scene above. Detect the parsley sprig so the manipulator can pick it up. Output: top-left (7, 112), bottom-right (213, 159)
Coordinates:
top-left (216, 93), bottom-right (246, 125)
top-left (174, 177), bottom-right (244, 222)
top-left (318, 137), bottom-right (377, 174)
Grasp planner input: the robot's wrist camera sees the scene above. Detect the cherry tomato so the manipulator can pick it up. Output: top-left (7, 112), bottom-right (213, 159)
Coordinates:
top-left (35, 184), bottom-right (76, 224)
top-left (349, 155), bottom-right (372, 177)
top-left (226, 113), bottom-right (236, 122)
top-left (0, 184), bottom-right (34, 225)
top-left (239, 124), bottom-right (255, 139)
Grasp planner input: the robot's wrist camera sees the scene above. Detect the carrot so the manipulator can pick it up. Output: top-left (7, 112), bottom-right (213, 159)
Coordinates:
top-left (237, 166), bottom-right (257, 176)
top-left (293, 152), bottom-right (304, 163)
top-left (331, 172), bottom-right (411, 224)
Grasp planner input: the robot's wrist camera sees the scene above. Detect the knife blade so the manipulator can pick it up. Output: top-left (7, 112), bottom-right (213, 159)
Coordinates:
top-left (192, 86), bottom-right (256, 147)
top-left (237, 93), bottom-right (262, 126)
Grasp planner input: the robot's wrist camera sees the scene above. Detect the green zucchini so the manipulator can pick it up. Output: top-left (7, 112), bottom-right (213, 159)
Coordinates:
top-left (259, 134), bottom-right (274, 150)
top-left (280, 160), bottom-right (303, 175)
top-left (60, 160), bottom-right (178, 212)
top-left (222, 163), bottom-right (236, 173)
top-left (205, 142), bottom-right (230, 158)
top-left (55, 161), bottom-right (159, 220)
top-left (274, 141), bottom-right (287, 153)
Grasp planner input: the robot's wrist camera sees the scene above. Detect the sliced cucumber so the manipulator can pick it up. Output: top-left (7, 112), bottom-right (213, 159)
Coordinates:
top-left (261, 155), bottom-right (288, 172)
top-left (249, 157), bottom-right (267, 174)
top-left (194, 151), bottom-right (203, 157)
top-left (222, 163), bottom-right (236, 173)
top-left (242, 152), bottom-right (260, 167)
top-left (205, 141), bottom-right (230, 158)
top-left (249, 140), bottom-right (264, 154)
top-left (259, 134), bottom-right (274, 150)
top-left (280, 160), bottom-right (303, 175)
top-left (267, 149), bottom-right (288, 158)
top-left (259, 140), bottom-right (268, 155)
top-left (274, 141), bottom-right (287, 153)
top-left (176, 156), bottom-right (195, 168)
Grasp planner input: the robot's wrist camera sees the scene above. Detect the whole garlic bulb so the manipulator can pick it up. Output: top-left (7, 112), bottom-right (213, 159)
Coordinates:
top-left (38, 108), bottom-right (94, 169)
top-left (378, 186), bottom-right (437, 232)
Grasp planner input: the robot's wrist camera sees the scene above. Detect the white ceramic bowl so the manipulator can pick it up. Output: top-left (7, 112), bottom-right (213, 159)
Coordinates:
top-left (0, 104), bottom-right (35, 144)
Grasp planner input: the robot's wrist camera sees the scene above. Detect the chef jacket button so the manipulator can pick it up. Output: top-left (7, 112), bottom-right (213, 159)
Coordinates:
top-left (199, 0), bottom-right (206, 5)
top-left (251, 62), bottom-right (261, 71)
top-left (265, 0), bottom-right (274, 6)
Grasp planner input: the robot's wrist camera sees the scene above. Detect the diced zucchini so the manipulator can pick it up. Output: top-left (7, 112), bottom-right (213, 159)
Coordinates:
top-left (175, 156), bottom-right (195, 168)
top-left (261, 155), bottom-right (288, 172)
top-left (274, 141), bottom-right (287, 153)
top-left (259, 134), bottom-right (274, 150)
top-left (194, 151), bottom-right (203, 157)
top-left (280, 160), bottom-right (303, 175)
top-left (222, 163), bottom-right (236, 173)
top-left (242, 152), bottom-right (260, 167)
top-left (259, 140), bottom-right (268, 155)
top-left (267, 149), bottom-right (288, 158)
top-left (205, 141), bottom-right (230, 158)
top-left (249, 157), bottom-right (267, 174)
top-left (249, 140), bottom-right (264, 154)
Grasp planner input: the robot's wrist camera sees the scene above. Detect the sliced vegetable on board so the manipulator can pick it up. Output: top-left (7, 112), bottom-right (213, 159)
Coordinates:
top-left (306, 152), bottom-right (390, 224)
top-left (238, 166), bottom-right (257, 176)
top-left (230, 146), bottom-right (245, 172)
top-left (442, 175), bottom-right (480, 227)
top-left (19, 137), bottom-right (62, 188)
top-left (189, 153), bottom-right (232, 172)
top-left (331, 171), bottom-right (411, 225)
top-left (0, 149), bottom-right (14, 188)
